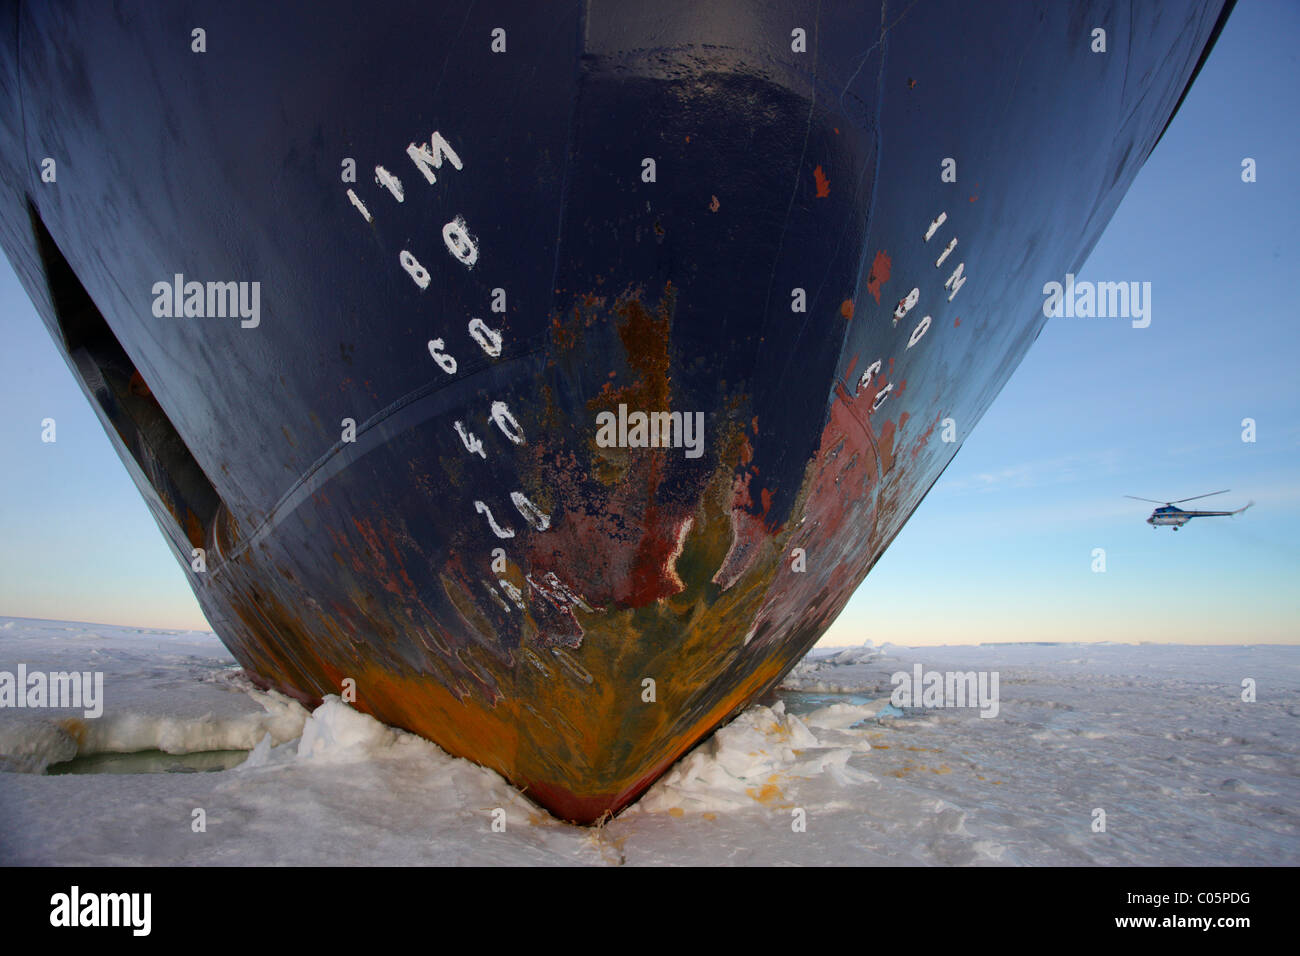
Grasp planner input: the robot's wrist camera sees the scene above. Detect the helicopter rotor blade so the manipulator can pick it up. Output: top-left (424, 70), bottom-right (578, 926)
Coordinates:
top-left (1124, 496), bottom-right (1168, 504)
top-left (1168, 489), bottom-right (1230, 504)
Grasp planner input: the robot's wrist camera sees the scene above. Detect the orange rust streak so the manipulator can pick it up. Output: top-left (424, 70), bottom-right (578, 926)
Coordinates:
top-left (867, 250), bottom-right (891, 303)
top-left (813, 165), bottom-right (831, 198)
top-left (525, 650), bottom-right (797, 823)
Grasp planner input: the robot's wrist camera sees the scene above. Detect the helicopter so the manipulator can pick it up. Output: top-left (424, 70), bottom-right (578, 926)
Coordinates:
top-left (1125, 490), bottom-right (1253, 530)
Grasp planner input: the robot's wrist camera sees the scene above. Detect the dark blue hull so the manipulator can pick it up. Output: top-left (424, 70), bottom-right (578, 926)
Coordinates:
top-left (0, 1), bottom-right (1231, 821)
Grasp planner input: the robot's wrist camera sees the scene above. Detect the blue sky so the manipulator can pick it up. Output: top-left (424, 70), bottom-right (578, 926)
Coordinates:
top-left (1, 1), bottom-right (1296, 642)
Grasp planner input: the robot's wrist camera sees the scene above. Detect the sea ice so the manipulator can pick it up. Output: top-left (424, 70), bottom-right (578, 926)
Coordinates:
top-left (1, 617), bottom-right (1296, 866)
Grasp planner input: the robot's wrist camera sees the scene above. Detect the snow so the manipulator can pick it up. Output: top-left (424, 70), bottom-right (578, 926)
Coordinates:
top-left (1, 617), bottom-right (1297, 865)
top-left (0, 620), bottom-right (304, 774)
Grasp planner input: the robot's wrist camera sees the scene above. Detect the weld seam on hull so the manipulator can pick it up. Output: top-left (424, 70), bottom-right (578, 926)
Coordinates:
top-left (212, 341), bottom-right (549, 574)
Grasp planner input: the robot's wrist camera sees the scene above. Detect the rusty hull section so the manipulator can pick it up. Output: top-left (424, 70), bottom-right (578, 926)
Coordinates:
top-left (207, 281), bottom-right (909, 823)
